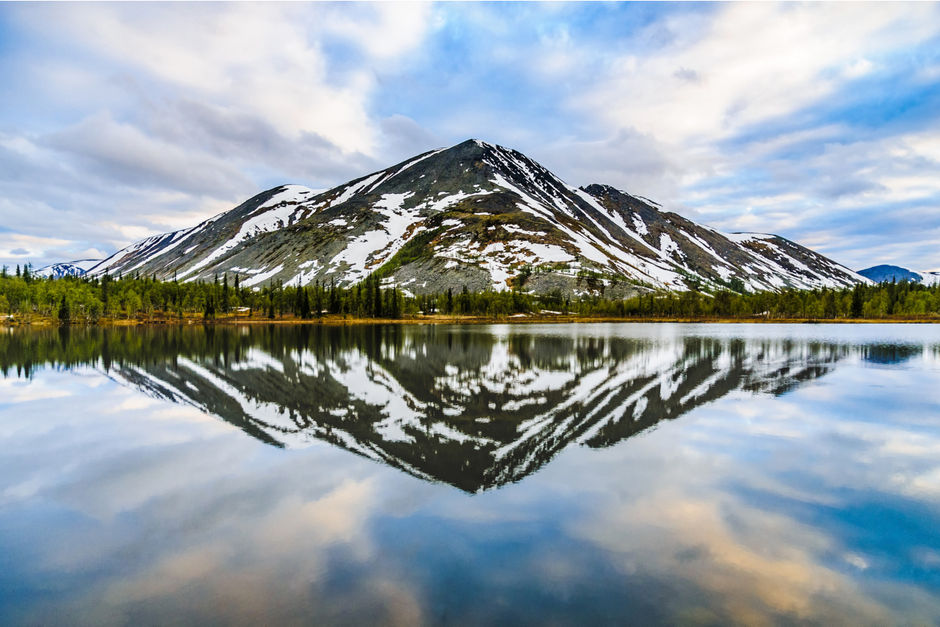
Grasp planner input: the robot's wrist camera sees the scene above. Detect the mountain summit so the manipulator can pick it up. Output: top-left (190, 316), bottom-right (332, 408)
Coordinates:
top-left (88, 139), bottom-right (866, 294)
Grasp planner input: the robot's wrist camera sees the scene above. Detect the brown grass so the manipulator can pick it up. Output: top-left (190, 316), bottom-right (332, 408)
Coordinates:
top-left (4, 312), bottom-right (940, 327)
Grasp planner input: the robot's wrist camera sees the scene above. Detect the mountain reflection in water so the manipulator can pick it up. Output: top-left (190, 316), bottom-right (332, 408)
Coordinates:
top-left (1, 324), bottom-right (856, 491)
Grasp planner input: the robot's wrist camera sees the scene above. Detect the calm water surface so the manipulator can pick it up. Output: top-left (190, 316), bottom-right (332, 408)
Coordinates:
top-left (1, 323), bottom-right (939, 625)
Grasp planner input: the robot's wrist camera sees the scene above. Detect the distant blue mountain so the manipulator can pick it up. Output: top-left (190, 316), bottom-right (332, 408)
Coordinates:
top-left (857, 265), bottom-right (923, 283)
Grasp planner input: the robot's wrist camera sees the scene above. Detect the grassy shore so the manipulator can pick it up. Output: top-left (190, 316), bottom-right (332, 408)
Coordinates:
top-left (4, 312), bottom-right (940, 327)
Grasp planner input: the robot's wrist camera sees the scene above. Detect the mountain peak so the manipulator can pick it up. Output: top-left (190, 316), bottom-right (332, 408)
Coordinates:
top-left (85, 141), bottom-right (866, 294)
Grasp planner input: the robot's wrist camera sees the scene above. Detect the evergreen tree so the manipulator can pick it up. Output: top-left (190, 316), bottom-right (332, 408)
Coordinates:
top-left (203, 294), bottom-right (216, 319)
top-left (58, 295), bottom-right (70, 322)
top-left (300, 287), bottom-right (312, 319)
top-left (390, 287), bottom-right (401, 318)
top-left (293, 285), bottom-right (304, 317)
top-left (314, 283), bottom-right (324, 318)
top-left (851, 284), bottom-right (864, 318)
top-left (374, 277), bottom-right (383, 318)
top-left (222, 274), bottom-right (230, 313)
top-left (329, 280), bottom-right (340, 314)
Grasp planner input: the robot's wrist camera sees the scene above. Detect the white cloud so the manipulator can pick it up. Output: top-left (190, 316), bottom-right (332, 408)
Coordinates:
top-left (573, 3), bottom-right (939, 144)
top-left (47, 112), bottom-right (254, 196)
top-left (0, 233), bottom-right (72, 260)
top-left (843, 58), bottom-right (874, 80)
top-left (535, 128), bottom-right (684, 205)
top-left (20, 3), bottom-right (433, 156)
top-left (322, 2), bottom-right (434, 61)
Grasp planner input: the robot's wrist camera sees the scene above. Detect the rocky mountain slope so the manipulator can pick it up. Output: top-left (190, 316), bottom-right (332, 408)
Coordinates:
top-left (87, 139), bottom-right (867, 295)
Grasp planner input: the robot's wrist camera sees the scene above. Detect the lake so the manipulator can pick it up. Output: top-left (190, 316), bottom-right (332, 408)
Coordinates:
top-left (1, 322), bottom-right (939, 625)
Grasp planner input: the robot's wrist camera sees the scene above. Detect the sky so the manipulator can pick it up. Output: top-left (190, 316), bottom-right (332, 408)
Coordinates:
top-left (1, 2), bottom-right (939, 272)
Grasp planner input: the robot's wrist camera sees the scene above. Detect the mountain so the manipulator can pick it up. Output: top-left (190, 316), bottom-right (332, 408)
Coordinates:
top-left (858, 264), bottom-right (922, 283)
top-left (35, 258), bottom-right (101, 279)
top-left (87, 139), bottom-right (866, 295)
top-left (858, 264), bottom-right (940, 285)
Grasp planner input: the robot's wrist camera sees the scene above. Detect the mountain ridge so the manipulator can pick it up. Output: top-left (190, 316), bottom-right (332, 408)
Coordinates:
top-left (85, 139), bottom-right (867, 295)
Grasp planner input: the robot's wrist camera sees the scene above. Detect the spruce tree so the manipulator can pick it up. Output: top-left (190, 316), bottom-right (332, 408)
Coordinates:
top-left (373, 277), bottom-right (382, 318)
top-left (58, 295), bottom-right (70, 323)
top-left (329, 280), bottom-right (340, 314)
top-left (301, 287), bottom-right (312, 319)
top-left (203, 295), bottom-right (215, 320)
top-left (294, 285), bottom-right (304, 317)
top-left (851, 284), bottom-right (864, 318)
top-left (391, 287), bottom-right (401, 319)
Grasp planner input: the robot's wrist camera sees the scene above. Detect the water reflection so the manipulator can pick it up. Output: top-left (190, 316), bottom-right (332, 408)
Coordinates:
top-left (862, 343), bottom-right (923, 364)
top-left (2, 325), bottom-right (854, 492)
top-left (2, 324), bottom-right (940, 625)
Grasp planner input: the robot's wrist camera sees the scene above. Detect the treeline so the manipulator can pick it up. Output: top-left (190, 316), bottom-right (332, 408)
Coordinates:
top-left (0, 265), bottom-right (415, 322)
top-left (593, 280), bottom-right (940, 319)
top-left (1, 263), bottom-right (939, 323)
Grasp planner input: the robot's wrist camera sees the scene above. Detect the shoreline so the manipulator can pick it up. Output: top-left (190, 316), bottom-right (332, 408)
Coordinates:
top-left (4, 314), bottom-right (940, 328)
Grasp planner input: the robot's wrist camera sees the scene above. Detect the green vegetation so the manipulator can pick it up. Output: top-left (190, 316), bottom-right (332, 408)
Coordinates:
top-left (1, 262), bottom-right (940, 324)
top-left (0, 265), bottom-right (411, 323)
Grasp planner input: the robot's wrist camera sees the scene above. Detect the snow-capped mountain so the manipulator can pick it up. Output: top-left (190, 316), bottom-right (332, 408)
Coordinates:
top-left (87, 139), bottom-right (866, 294)
top-left (35, 258), bottom-right (101, 279)
top-left (104, 326), bottom-right (850, 492)
top-left (858, 264), bottom-right (940, 285)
